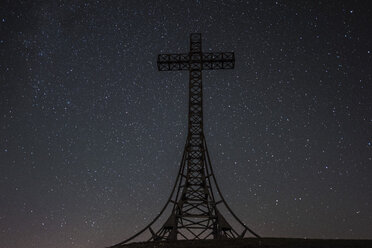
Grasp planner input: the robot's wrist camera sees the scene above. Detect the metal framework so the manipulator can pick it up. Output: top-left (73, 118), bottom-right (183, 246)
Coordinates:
top-left (108, 33), bottom-right (259, 247)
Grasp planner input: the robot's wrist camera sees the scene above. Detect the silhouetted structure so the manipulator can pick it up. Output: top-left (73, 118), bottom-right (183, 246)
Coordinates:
top-left (108, 33), bottom-right (259, 247)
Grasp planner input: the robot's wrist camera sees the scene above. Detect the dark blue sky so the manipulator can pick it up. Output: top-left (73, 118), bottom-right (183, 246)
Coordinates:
top-left (0, 1), bottom-right (371, 247)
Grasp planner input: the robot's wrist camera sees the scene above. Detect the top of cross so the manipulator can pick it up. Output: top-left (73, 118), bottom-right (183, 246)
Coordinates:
top-left (157, 33), bottom-right (235, 71)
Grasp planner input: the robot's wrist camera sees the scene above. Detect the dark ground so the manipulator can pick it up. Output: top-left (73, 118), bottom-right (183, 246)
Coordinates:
top-left (120, 238), bottom-right (372, 248)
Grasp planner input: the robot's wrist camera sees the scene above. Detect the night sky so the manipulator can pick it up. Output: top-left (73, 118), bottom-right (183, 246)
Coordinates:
top-left (1, 1), bottom-right (372, 248)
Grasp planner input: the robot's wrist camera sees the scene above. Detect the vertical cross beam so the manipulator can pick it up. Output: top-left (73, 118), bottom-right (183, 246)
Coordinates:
top-left (188, 34), bottom-right (203, 185)
top-left (156, 33), bottom-right (236, 240)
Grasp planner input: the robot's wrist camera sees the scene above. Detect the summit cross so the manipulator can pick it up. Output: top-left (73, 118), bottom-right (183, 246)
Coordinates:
top-left (108, 33), bottom-right (259, 247)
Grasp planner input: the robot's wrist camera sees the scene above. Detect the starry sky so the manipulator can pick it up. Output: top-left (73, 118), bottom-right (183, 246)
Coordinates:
top-left (1, 1), bottom-right (371, 248)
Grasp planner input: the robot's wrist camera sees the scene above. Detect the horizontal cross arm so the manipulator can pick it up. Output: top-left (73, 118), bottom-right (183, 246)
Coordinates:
top-left (157, 53), bottom-right (189, 71)
top-left (202, 52), bottom-right (235, 70)
top-left (157, 52), bottom-right (235, 71)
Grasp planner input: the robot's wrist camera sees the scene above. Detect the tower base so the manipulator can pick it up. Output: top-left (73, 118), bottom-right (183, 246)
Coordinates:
top-left (111, 237), bottom-right (372, 248)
